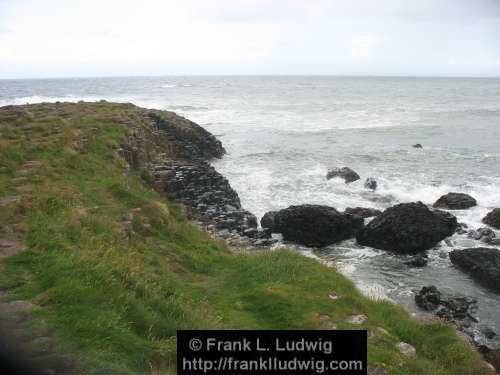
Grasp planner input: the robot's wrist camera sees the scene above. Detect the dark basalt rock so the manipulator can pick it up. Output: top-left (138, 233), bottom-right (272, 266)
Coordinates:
top-left (356, 202), bottom-right (457, 254)
top-left (415, 285), bottom-right (441, 310)
top-left (326, 167), bottom-right (360, 183)
top-left (413, 144), bottom-right (423, 149)
top-left (455, 222), bottom-right (469, 235)
top-left (483, 208), bottom-right (500, 230)
top-left (433, 193), bottom-right (477, 210)
top-left (260, 211), bottom-right (278, 231)
top-left (405, 254), bottom-right (428, 268)
top-left (153, 161), bottom-right (259, 238)
top-left (148, 111), bottom-right (225, 161)
top-left (344, 207), bottom-right (382, 219)
top-left (415, 285), bottom-right (478, 327)
top-left (467, 227), bottom-right (497, 244)
top-left (364, 177), bottom-right (377, 191)
top-left (449, 247), bottom-right (500, 292)
top-left (271, 204), bottom-right (364, 247)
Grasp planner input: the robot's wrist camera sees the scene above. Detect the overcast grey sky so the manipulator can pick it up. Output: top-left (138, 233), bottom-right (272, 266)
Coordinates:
top-left (1, 0), bottom-right (500, 78)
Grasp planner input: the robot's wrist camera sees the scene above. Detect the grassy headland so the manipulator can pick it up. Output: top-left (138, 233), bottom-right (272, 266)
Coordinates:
top-left (0, 102), bottom-right (493, 374)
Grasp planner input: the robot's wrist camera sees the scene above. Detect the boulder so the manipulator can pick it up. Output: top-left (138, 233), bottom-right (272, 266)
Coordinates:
top-left (449, 247), bottom-right (500, 292)
top-left (344, 207), bottom-right (382, 219)
top-left (467, 227), bottom-right (497, 244)
top-left (271, 205), bottom-right (364, 247)
top-left (483, 208), bottom-right (500, 230)
top-left (326, 167), bottom-right (360, 183)
top-left (405, 254), bottom-right (428, 268)
top-left (413, 144), bottom-right (423, 149)
top-left (260, 211), bottom-right (278, 231)
top-left (433, 193), bottom-right (477, 210)
top-left (356, 202), bottom-right (457, 254)
top-left (415, 285), bottom-right (441, 310)
top-left (364, 177), bottom-right (377, 191)
top-left (396, 342), bottom-right (416, 358)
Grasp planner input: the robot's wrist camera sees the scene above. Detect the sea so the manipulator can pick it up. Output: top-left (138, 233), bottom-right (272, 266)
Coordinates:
top-left (1, 76), bottom-right (500, 346)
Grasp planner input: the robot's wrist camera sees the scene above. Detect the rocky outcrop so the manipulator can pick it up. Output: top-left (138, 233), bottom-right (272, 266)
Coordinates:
top-left (152, 161), bottom-right (263, 238)
top-left (364, 177), bottom-right (377, 190)
top-left (260, 211), bottom-right (278, 231)
top-left (147, 111), bottom-right (225, 160)
top-left (267, 205), bottom-right (364, 247)
top-left (415, 285), bottom-right (478, 332)
top-left (449, 248), bottom-right (500, 292)
top-left (344, 207), bottom-right (382, 219)
top-left (356, 202), bottom-right (457, 254)
top-left (114, 106), bottom-right (273, 245)
top-left (483, 209), bottom-right (500, 230)
top-left (433, 193), bottom-right (477, 210)
top-left (326, 167), bottom-right (360, 183)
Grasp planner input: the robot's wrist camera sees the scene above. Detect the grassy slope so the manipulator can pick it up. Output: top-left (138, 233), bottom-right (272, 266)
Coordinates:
top-left (0, 102), bottom-right (492, 374)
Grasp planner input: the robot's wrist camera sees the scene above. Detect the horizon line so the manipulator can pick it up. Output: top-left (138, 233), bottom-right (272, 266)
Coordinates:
top-left (1, 73), bottom-right (500, 81)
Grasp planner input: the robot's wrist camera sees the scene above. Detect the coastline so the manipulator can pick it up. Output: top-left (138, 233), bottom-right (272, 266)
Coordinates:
top-left (0, 101), bottom-right (497, 374)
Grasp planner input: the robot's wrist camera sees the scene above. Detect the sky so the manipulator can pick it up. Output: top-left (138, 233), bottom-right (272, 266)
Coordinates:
top-left (0, 0), bottom-right (500, 78)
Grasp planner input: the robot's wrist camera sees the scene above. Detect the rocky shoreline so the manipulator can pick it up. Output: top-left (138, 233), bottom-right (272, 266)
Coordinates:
top-left (117, 107), bottom-right (500, 371)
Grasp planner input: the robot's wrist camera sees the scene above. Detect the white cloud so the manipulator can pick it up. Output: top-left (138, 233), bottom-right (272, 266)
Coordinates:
top-left (0, 0), bottom-right (499, 77)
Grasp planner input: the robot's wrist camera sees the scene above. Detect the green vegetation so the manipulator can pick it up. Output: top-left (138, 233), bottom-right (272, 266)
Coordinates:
top-left (0, 102), bottom-right (493, 374)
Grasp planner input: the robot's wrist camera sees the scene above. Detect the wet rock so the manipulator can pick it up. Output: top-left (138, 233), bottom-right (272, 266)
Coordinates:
top-left (260, 211), bottom-right (278, 231)
top-left (483, 208), bottom-right (500, 230)
top-left (415, 285), bottom-right (478, 329)
top-left (326, 167), bottom-right (360, 183)
top-left (468, 227), bottom-right (497, 244)
top-left (364, 177), bottom-right (377, 191)
top-left (481, 326), bottom-right (496, 340)
top-left (433, 193), bottom-right (477, 210)
top-left (356, 202), bottom-right (458, 254)
top-left (413, 144), bottom-right (423, 149)
top-left (455, 222), bottom-right (468, 235)
top-left (271, 205), bottom-right (364, 247)
top-left (449, 247), bottom-right (500, 292)
top-left (345, 207), bottom-right (382, 219)
top-left (415, 285), bottom-right (442, 310)
top-left (436, 296), bottom-right (478, 322)
top-left (405, 254), bottom-right (428, 268)
top-left (396, 342), bottom-right (416, 358)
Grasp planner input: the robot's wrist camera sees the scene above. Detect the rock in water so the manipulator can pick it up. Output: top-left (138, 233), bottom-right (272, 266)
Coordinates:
top-left (433, 193), bottom-right (477, 210)
top-left (326, 167), bottom-right (360, 183)
top-left (271, 205), bottom-right (364, 247)
top-left (260, 211), bottom-right (278, 231)
top-left (344, 207), bottom-right (382, 218)
top-left (356, 202), bottom-right (457, 254)
top-left (364, 177), bottom-right (377, 191)
top-left (415, 286), bottom-right (441, 310)
top-left (483, 208), bottom-right (500, 230)
top-left (467, 227), bottom-right (497, 244)
top-left (449, 248), bottom-right (500, 292)
top-left (405, 254), bottom-right (428, 268)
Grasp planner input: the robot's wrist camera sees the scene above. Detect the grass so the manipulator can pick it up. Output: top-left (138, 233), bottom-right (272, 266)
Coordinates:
top-left (0, 102), bottom-right (493, 374)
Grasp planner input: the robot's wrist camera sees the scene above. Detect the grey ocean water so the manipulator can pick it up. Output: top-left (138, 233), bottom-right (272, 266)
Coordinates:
top-left (1, 76), bottom-right (500, 344)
